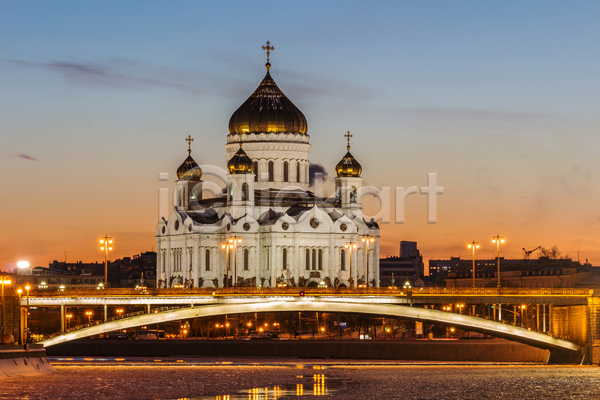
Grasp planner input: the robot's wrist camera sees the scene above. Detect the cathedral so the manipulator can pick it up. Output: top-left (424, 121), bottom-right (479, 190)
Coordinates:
top-left (156, 43), bottom-right (380, 289)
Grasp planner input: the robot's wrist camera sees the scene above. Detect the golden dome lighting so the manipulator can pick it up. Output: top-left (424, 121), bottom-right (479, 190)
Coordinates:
top-left (335, 131), bottom-right (362, 177)
top-left (177, 135), bottom-right (200, 179)
top-left (227, 144), bottom-right (254, 174)
top-left (228, 41), bottom-right (307, 135)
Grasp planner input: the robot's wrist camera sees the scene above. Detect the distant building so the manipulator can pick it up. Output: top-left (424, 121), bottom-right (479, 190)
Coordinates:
top-left (379, 241), bottom-right (424, 287)
top-left (432, 256), bottom-right (600, 288)
top-left (13, 252), bottom-right (157, 290)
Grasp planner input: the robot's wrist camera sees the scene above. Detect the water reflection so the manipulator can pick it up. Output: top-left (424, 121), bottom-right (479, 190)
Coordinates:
top-left (170, 374), bottom-right (350, 399)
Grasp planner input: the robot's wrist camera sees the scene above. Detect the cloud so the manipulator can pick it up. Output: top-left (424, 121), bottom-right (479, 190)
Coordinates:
top-left (309, 163), bottom-right (329, 186)
top-left (4, 153), bottom-right (39, 161)
top-left (3, 59), bottom-right (205, 96)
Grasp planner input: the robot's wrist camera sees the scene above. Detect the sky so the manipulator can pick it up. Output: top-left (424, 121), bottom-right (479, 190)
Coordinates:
top-left (1, 1), bottom-right (599, 272)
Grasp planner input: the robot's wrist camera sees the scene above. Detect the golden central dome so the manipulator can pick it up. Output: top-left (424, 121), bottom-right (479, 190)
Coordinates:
top-left (228, 67), bottom-right (308, 135)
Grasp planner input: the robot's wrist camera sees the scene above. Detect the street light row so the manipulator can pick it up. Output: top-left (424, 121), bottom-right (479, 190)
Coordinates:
top-left (467, 235), bottom-right (505, 288)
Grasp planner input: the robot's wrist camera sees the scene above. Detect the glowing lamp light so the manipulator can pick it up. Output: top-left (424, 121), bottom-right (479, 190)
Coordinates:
top-left (17, 261), bottom-right (30, 269)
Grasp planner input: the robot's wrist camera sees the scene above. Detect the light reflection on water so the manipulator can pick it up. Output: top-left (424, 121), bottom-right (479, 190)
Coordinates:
top-left (169, 374), bottom-right (349, 400)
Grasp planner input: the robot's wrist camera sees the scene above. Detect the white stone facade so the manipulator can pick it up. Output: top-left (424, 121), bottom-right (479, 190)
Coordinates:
top-left (156, 64), bottom-right (380, 289)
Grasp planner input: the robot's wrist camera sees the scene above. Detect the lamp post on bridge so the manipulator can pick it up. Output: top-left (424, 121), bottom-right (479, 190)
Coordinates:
top-left (492, 235), bottom-right (505, 288)
top-left (1, 277), bottom-right (12, 344)
top-left (100, 236), bottom-right (113, 288)
top-left (467, 241), bottom-right (479, 288)
top-left (344, 242), bottom-right (357, 287)
top-left (361, 235), bottom-right (375, 287)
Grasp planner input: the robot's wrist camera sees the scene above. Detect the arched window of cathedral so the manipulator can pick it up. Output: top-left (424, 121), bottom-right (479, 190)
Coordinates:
top-left (253, 161), bottom-right (258, 182)
top-left (341, 249), bottom-right (346, 271)
top-left (350, 186), bottom-right (358, 203)
top-left (282, 248), bottom-right (287, 270)
top-left (296, 162), bottom-right (300, 183)
top-left (312, 249), bottom-right (317, 271)
top-left (318, 249), bottom-right (323, 271)
top-left (241, 183), bottom-right (248, 201)
top-left (243, 248), bottom-right (249, 271)
top-left (205, 249), bottom-right (210, 271)
top-left (283, 161), bottom-right (289, 182)
top-left (268, 161), bottom-right (274, 182)
top-left (305, 249), bottom-right (310, 270)
top-left (305, 165), bottom-right (309, 183)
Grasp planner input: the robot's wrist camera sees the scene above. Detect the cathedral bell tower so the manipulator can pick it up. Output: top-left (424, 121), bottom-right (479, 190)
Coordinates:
top-left (334, 132), bottom-right (363, 212)
top-left (226, 135), bottom-right (255, 219)
top-left (174, 135), bottom-right (204, 210)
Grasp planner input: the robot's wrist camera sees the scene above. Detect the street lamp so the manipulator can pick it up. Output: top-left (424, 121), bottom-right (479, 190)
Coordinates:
top-left (17, 261), bottom-right (30, 269)
top-left (229, 236), bottom-right (242, 287)
top-left (25, 285), bottom-right (30, 339)
top-left (86, 311), bottom-right (93, 325)
top-left (467, 241), bottom-right (480, 288)
top-left (100, 236), bottom-right (113, 288)
top-left (17, 288), bottom-right (22, 344)
top-left (116, 309), bottom-right (124, 319)
top-left (492, 235), bottom-right (505, 288)
top-left (361, 235), bottom-right (375, 287)
top-left (344, 242), bottom-right (357, 287)
top-left (1, 277), bottom-right (12, 344)
top-left (221, 242), bottom-right (233, 287)
top-left (66, 313), bottom-right (73, 329)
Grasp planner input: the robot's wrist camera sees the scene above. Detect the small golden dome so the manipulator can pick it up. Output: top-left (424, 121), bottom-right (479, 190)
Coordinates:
top-left (177, 135), bottom-right (200, 179)
top-left (335, 131), bottom-right (362, 177)
top-left (177, 154), bottom-right (199, 179)
top-left (228, 68), bottom-right (308, 135)
top-left (335, 151), bottom-right (362, 177)
top-left (227, 146), bottom-right (254, 174)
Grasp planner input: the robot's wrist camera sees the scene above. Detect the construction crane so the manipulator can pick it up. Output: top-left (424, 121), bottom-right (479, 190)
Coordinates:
top-left (522, 246), bottom-right (541, 260)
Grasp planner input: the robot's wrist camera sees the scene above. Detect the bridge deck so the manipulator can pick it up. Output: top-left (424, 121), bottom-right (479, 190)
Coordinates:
top-left (25, 287), bottom-right (591, 306)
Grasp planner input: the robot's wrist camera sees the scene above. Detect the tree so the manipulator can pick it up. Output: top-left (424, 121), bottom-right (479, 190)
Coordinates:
top-left (540, 246), bottom-right (561, 259)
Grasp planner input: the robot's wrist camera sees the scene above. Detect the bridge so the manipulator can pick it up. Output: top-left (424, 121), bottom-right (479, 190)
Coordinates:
top-left (24, 287), bottom-right (599, 363)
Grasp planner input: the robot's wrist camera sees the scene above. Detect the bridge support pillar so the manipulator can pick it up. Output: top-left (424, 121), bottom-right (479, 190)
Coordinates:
top-left (498, 304), bottom-right (502, 321)
top-left (147, 304), bottom-right (151, 313)
top-left (61, 305), bottom-right (65, 334)
top-left (104, 304), bottom-right (107, 322)
top-left (543, 304), bottom-right (546, 333)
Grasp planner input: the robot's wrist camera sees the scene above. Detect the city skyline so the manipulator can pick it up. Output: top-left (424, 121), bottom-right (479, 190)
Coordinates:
top-left (2, 1), bottom-right (599, 271)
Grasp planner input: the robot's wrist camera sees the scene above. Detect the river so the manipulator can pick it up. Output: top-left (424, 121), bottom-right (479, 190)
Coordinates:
top-left (1, 358), bottom-right (598, 399)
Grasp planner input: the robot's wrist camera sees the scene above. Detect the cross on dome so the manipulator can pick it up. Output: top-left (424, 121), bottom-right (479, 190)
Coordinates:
top-left (185, 135), bottom-right (194, 154)
top-left (344, 131), bottom-right (353, 150)
top-left (262, 41), bottom-right (275, 69)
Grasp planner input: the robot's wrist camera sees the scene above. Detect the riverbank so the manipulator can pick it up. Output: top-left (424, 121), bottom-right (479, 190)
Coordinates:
top-left (0, 344), bottom-right (55, 378)
top-left (45, 338), bottom-right (550, 363)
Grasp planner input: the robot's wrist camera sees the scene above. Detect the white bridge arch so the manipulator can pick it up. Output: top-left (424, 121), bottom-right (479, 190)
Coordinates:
top-left (40, 297), bottom-right (581, 362)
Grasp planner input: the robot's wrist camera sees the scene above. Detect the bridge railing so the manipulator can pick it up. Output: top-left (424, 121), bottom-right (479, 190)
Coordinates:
top-left (29, 286), bottom-right (591, 297)
top-left (38, 305), bottom-right (193, 342)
